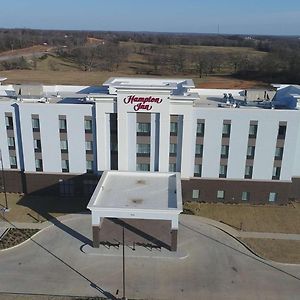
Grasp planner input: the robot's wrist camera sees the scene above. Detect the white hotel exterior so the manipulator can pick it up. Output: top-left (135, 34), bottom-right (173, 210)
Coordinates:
top-left (1, 77), bottom-right (300, 204)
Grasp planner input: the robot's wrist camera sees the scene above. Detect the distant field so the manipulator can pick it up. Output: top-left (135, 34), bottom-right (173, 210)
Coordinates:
top-left (0, 41), bottom-right (269, 88)
top-left (1, 69), bottom-right (267, 89)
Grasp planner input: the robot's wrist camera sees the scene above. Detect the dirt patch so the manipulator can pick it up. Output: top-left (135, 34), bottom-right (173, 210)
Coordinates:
top-left (0, 45), bottom-right (52, 58)
top-left (241, 238), bottom-right (300, 264)
top-left (183, 201), bottom-right (300, 234)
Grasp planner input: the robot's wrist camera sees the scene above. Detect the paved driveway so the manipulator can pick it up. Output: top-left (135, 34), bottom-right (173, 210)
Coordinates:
top-left (0, 214), bottom-right (299, 300)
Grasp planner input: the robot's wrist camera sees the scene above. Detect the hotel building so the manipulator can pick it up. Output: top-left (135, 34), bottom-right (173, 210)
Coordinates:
top-left (1, 77), bottom-right (300, 204)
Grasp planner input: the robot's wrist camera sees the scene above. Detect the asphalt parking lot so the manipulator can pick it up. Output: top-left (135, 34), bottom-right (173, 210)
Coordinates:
top-left (0, 214), bottom-right (299, 300)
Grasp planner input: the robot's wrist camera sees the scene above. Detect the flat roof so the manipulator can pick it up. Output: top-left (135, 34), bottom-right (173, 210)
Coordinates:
top-left (87, 171), bottom-right (182, 212)
top-left (103, 77), bottom-right (195, 90)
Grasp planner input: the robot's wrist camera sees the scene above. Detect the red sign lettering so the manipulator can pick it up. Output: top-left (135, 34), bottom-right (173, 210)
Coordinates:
top-left (123, 95), bottom-right (163, 111)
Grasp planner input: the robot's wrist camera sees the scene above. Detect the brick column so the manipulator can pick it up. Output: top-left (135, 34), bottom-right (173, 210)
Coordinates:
top-left (171, 229), bottom-right (178, 252)
top-left (93, 226), bottom-right (100, 248)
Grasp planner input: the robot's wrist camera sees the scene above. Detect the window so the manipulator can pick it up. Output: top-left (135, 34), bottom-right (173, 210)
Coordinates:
top-left (269, 192), bottom-right (278, 202)
top-left (275, 147), bottom-right (283, 160)
top-left (111, 142), bottom-right (118, 152)
top-left (32, 118), bottom-right (40, 131)
top-left (136, 143), bottom-right (150, 156)
top-left (7, 137), bottom-right (15, 149)
top-left (85, 141), bottom-right (93, 152)
top-left (249, 124), bottom-right (258, 138)
top-left (244, 165), bottom-right (253, 179)
top-left (222, 123), bottom-right (231, 137)
top-left (35, 159), bottom-right (43, 172)
top-left (277, 125), bottom-right (286, 139)
top-left (192, 189), bottom-right (200, 200)
top-left (59, 118), bottom-right (67, 132)
top-left (84, 119), bottom-right (93, 132)
top-left (33, 139), bottom-right (41, 152)
top-left (60, 140), bottom-right (68, 152)
top-left (196, 122), bottom-right (205, 136)
top-left (170, 122), bottom-right (178, 135)
top-left (137, 122), bottom-right (151, 135)
top-left (272, 167), bottom-right (281, 180)
top-left (194, 164), bottom-right (202, 177)
top-left (169, 143), bottom-right (177, 156)
top-left (247, 146), bottom-right (255, 159)
top-left (86, 160), bottom-right (93, 173)
top-left (169, 163), bottom-right (176, 172)
top-left (219, 165), bottom-right (227, 178)
top-left (242, 191), bottom-right (250, 201)
top-left (9, 156), bottom-right (17, 169)
top-left (195, 144), bottom-right (203, 157)
top-left (221, 145), bottom-right (229, 158)
top-left (217, 190), bottom-right (225, 200)
top-left (61, 159), bottom-right (69, 172)
top-left (59, 180), bottom-right (74, 197)
top-left (136, 163), bottom-right (150, 171)
top-left (5, 116), bottom-right (13, 129)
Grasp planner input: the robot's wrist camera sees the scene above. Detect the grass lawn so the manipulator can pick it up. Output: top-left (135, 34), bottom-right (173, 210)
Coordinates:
top-left (0, 193), bottom-right (89, 223)
top-left (183, 202), bottom-right (300, 234)
top-left (241, 238), bottom-right (300, 264)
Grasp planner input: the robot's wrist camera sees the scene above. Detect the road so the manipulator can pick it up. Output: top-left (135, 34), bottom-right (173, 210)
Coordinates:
top-left (0, 214), bottom-right (299, 300)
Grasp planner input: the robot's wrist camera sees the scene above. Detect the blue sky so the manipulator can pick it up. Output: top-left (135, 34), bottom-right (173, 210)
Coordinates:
top-left (0, 0), bottom-right (299, 35)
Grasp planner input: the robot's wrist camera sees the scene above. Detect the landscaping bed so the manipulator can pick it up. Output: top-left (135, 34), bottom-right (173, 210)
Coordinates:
top-left (0, 228), bottom-right (39, 250)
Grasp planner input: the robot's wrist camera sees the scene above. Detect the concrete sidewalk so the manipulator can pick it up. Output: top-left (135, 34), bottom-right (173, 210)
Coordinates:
top-left (1, 213), bottom-right (300, 241)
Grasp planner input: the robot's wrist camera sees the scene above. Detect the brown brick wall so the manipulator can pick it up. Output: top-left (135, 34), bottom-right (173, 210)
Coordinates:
top-left (182, 178), bottom-right (292, 204)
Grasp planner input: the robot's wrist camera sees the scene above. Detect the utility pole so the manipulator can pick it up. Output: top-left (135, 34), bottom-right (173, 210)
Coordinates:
top-left (0, 150), bottom-right (8, 211)
top-left (122, 225), bottom-right (126, 300)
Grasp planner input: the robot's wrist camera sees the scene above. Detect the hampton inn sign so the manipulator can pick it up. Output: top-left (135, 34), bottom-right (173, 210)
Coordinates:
top-left (123, 95), bottom-right (163, 111)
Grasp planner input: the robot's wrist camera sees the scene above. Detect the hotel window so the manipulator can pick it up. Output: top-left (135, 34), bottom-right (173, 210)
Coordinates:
top-left (196, 122), bottom-right (205, 136)
top-left (219, 165), bottom-right (227, 178)
top-left (136, 143), bottom-right (150, 156)
top-left (35, 158), bottom-right (43, 172)
top-left (249, 124), bottom-right (258, 138)
top-left (275, 147), bottom-right (284, 160)
top-left (170, 122), bottom-right (178, 135)
top-left (33, 139), bottom-right (42, 152)
top-left (221, 145), bottom-right (229, 158)
top-left (136, 163), bottom-right (150, 172)
top-left (169, 143), bottom-right (177, 156)
top-left (7, 137), bottom-right (15, 150)
top-left (111, 142), bottom-right (118, 153)
top-left (86, 160), bottom-right (93, 173)
top-left (84, 119), bottom-right (93, 132)
top-left (59, 118), bottom-right (67, 132)
top-left (277, 125), bottom-right (286, 139)
top-left (61, 159), bottom-right (69, 173)
top-left (60, 140), bottom-right (68, 153)
top-left (269, 192), bottom-right (278, 202)
top-left (222, 123), bottom-right (231, 137)
top-left (32, 117), bottom-right (40, 131)
top-left (9, 156), bottom-right (17, 169)
top-left (247, 146), bottom-right (255, 159)
top-left (244, 165), bottom-right (253, 179)
top-left (192, 189), bottom-right (200, 200)
top-left (195, 144), bottom-right (203, 157)
top-left (272, 166), bottom-right (281, 180)
top-left (169, 163), bottom-right (176, 172)
top-left (194, 164), bottom-right (202, 177)
top-left (59, 180), bottom-right (74, 197)
top-left (136, 122), bottom-right (151, 135)
top-left (5, 116), bottom-right (13, 129)
top-left (242, 191), bottom-right (250, 201)
top-left (85, 141), bottom-right (93, 152)
top-left (217, 190), bottom-right (225, 200)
